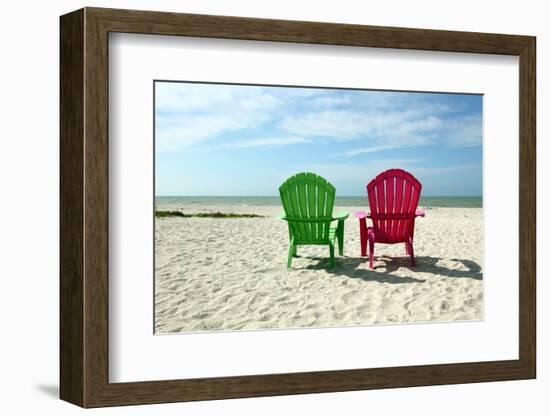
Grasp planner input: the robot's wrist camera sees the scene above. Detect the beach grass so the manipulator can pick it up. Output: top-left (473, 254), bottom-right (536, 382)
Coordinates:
top-left (155, 210), bottom-right (264, 219)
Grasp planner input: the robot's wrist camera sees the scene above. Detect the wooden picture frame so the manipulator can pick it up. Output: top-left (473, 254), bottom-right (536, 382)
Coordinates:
top-left (60, 7), bottom-right (536, 408)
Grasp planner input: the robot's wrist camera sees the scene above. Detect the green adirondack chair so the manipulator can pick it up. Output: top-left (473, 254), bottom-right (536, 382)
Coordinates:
top-left (278, 172), bottom-right (349, 268)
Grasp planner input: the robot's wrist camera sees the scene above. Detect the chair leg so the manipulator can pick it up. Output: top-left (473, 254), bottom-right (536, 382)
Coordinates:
top-left (287, 237), bottom-right (295, 268)
top-left (408, 236), bottom-right (415, 266)
top-left (329, 242), bottom-right (335, 268)
top-left (337, 220), bottom-right (344, 256)
top-left (405, 242), bottom-right (410, 255)
top-left (368, 233), bottom-right (375, 269)
top-left (359, 218), bottom-right (367, 256)
top-left (287, 245), bottom-right (294, 269)
top-left (288, 226), bottom-right (294, 253)
top-left (292, 244), bottom-right (298, 257)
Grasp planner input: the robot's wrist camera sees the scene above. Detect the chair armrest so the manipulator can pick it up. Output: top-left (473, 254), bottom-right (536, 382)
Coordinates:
top-left (354, 211), bottom-right (368, 220)
top-left (416, 209), bottom-right (425, 217)
top-left (277, 211), bottom-right (287, 220)
top-left (333, 210), bottom-right (349, 221)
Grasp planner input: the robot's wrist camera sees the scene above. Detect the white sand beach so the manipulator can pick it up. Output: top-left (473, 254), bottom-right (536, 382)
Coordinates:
top-left (154, 204), bottom-right (483, 333)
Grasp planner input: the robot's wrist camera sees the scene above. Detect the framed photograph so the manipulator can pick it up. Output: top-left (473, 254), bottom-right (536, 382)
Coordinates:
top-left (60, 7), bottom-right (536, 408)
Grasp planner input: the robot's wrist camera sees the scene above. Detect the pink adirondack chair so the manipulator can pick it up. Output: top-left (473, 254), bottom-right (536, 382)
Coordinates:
top-left (355, 169), bottom-right (425, 268)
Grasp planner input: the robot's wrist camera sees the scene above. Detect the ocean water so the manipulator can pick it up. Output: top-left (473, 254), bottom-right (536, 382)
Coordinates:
top-left (156, 196), bottom-right (482, 208)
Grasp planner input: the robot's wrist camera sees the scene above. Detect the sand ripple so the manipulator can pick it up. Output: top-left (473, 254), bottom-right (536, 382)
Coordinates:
top-left (155, 205), bottom-right (483, 333)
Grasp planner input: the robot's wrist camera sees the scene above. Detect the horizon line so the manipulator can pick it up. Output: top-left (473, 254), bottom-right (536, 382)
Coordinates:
top-left (155, 194), bottom-right (483, 198)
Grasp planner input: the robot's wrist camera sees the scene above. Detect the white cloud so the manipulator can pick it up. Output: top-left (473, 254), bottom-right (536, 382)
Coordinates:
top-left (279, 108), bottom-right (444, 159)
top-left (311, 95), bottom-right (352, 108)
top-left (280, 109), bottom-right (442, 141)
top-left (188, 136), bottom-right (312, 152)
top-left (239, 93), bottom-right (282, 110)
top-left (155, 82), bottom-right (481, 154)
top-left (392, 116), bottom-right (442, 136)
top-left (155, 83), bottom-right (234, 112)
top-left (444, 114), bottom-right (482, 147)
top-left (342, 144), bottom-right (403, 156)
top-left (225, 136), bottom-right (311, 148)
top-left (155, 83), bottom-right (284, 151)
top-left (336, 116), bottom-right (442, 156)
top-left (280, 110), bottom-right (363, 139)
top-left (156, 112), bottom-right (269, 151)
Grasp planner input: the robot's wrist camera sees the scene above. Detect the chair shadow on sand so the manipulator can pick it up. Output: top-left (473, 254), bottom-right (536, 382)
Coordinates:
top-left (299, 255), bottom-right (482, 284)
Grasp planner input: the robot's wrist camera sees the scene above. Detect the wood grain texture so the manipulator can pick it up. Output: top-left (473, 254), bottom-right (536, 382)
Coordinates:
top-left (83, 10), bottom-right (111, 406)
top-left (59, 7), bottom-right (537, 408)
top-left (88, 7), bottom-right (532, 55)
top-left (59, 8), bottom-right (84, 407)
top-left (93, 360), bottom-right (531, 407)
top-left (518, 39), bottom-right (536, 375)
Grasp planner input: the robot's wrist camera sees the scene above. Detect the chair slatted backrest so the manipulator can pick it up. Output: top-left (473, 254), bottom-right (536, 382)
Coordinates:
top-left (279, 172), bottom-right (336, 244)
top-left (367, 169), bottom-right (422, 243)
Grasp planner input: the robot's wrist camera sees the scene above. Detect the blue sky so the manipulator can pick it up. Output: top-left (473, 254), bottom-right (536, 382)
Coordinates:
top-left (155, 82), bottom-right (482, 196)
